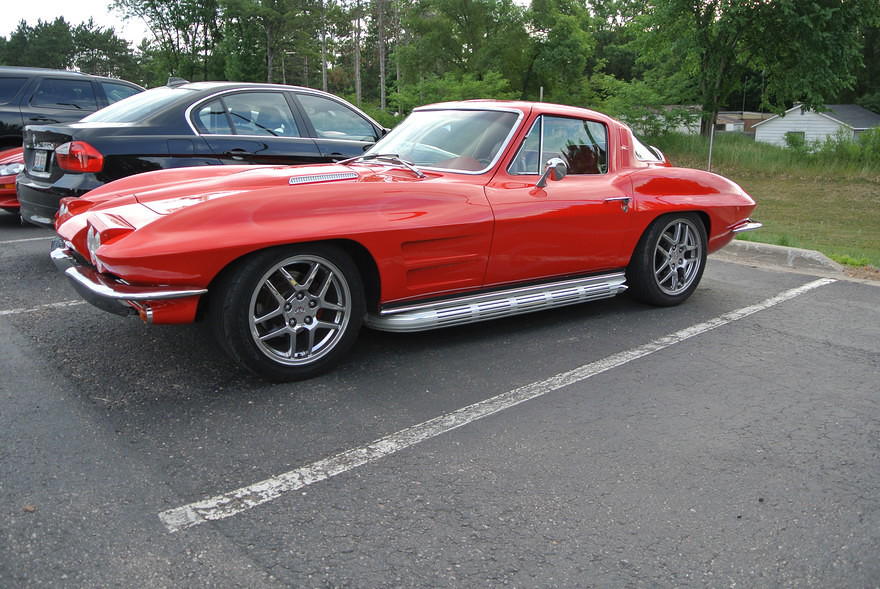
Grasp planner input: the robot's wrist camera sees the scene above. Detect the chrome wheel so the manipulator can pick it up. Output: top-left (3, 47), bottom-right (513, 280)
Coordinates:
top-left (652, 218), bottom-right (702, 296)
top-left (627, 213), bottom-right (707, 307)
top-left (249, 254), bottom-right (352, 366)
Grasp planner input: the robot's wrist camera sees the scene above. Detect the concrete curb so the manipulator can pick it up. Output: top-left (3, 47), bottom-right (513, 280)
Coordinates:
top-left (710, 240), bottom-right (844, 275)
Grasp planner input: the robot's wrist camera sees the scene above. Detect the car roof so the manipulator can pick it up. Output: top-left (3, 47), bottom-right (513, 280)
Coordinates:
top-left (415, 100), bottom-right (620, 127)
top-left (175, 81), bottom-right (364, 102)
top-left (0, 66), bottom-right (141, 87)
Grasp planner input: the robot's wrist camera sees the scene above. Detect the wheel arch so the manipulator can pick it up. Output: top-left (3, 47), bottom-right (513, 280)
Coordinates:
top-left (196, 238), bottom-right (381, 321)
top-left (629, 209), bottom-right (710, 265)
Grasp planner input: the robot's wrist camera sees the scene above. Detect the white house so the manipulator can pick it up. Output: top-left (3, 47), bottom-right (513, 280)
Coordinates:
top-left (753, 104), bottom-right (880, 147)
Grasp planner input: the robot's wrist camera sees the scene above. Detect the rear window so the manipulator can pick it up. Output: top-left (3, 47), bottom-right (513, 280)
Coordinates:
top-left (0, 77), bottom-right (27, 104)
top-left (82, 86), bottom-right (193, 123)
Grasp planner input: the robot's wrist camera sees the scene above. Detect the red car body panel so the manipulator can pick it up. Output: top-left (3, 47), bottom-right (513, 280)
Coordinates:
top-left (55, 101), bottom-right (757, 324)
top-left (0, 146), bottom-right (23, 210)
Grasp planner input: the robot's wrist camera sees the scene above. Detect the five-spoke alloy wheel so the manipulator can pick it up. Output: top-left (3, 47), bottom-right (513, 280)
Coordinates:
top-left (627, 214), bottom-right (707, 306)
top-left (211, 244), bottom-right (365, 381)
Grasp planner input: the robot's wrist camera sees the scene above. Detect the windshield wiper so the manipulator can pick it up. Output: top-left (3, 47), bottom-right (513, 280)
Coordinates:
top-left (339, 153), bottom-right (426, 178)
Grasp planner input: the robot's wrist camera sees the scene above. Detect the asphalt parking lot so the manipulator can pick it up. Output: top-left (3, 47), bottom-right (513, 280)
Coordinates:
top-left (2, 210), bottom-right (878, 587)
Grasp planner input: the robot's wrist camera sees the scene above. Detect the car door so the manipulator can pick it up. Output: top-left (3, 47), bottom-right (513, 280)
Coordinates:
top-left (196, 90), bottom-right (324, 165)
top-left (294, 92), bottom-right (380, 160)
top-left (0, 75), bottom-right (29, 146)
top-left (483, 114), bottom-right (638, 286)
top-left (20, 76), bottom-right (100, 127)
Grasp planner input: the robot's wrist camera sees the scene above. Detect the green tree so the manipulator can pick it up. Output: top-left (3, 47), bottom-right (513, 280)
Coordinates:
top-left (72, 20), bottom-right (138, 79)
top-left (642, 0), bottom-right (880, 136)
top-left (112, 0), bottom-right (224, 82)
top-left (521, 0), bottom-right (595, 103)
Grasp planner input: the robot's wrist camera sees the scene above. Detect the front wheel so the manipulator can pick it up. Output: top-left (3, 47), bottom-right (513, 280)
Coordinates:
top-left (626, 214), bottom-right (707, 306)
top-left (210, 244), bottom-right (365, 381)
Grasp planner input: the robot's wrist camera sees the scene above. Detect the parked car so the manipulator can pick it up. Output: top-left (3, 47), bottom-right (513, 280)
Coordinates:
top-left (0, 66), bottom-right (143, 150)
top-left (18, 81), bottom-right (387, 226)
top-left (0, 147), bottom-right (24, 212)
top-left (51, 100), bottom-right (761, 381)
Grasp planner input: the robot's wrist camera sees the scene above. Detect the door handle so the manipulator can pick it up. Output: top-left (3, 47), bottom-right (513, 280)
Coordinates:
top-left (225, 149), bottom-right (252, 160)
top-left (604, 196), bottom-right (631, 212)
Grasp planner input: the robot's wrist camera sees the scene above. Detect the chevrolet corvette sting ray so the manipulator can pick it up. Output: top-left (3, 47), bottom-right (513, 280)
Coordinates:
top-left (52, 100), bottom-right (761, 381)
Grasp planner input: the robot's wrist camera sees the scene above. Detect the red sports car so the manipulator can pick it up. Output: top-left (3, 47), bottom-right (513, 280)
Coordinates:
top-left (52, 100), bottom-right (760, 381)
top-left (0, 146), bottom-right (24, 212)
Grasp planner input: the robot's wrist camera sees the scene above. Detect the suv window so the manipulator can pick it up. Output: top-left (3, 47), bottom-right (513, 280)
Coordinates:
top-left (221, 92), bottom-right (300, 137)
top-left (510, 115), bottom-right (608, 175)
top-left (31, 78), bottom-right (98, 111)
top-left (298, 94), bottom-right (377, 141)
top-left (0, 77), bottom-right (27, 104)
top-left (101, 81), bottom-right (140, 104)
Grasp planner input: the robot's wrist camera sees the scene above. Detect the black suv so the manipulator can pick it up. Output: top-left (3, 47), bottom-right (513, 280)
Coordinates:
top-left (0, 67), bottom-right (143, 150)
top-left (17, 81), bottom-right (387, 226)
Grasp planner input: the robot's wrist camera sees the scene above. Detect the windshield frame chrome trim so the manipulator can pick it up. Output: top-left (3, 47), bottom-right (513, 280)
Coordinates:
top-left (374, 106), bottom-right (525, 176)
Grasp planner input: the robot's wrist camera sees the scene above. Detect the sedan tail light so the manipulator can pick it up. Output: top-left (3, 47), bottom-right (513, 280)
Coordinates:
top-left (55, 141), bottom-right (104, 173)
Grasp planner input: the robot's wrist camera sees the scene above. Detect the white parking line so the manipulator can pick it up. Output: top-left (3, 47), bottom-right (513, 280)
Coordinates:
top-left (0, 236), bottom-right (55, 245)
top-left (0, 300), bottom-right (86, 317)
top-left (159, 277), bottom-right (837, 533)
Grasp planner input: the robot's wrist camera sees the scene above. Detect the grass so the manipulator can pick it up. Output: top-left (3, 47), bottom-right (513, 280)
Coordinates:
top-left (647, 132), bottom-right (880, 268)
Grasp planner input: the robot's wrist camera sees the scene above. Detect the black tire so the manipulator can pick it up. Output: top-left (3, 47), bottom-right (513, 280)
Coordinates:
top-left (210, 244), bottom-right (365, 381)
top-left (626, 213), bottom-right (707, 306)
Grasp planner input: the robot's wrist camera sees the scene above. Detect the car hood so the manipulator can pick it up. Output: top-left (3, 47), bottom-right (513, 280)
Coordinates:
top-left (0, 146), bottom-right (24, 164)
top-left (129, 164), bottom-right (363, 215)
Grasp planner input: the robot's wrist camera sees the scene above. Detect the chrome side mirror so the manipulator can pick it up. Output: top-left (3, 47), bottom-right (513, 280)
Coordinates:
top-left (536, 157), bottom-right (567, 188)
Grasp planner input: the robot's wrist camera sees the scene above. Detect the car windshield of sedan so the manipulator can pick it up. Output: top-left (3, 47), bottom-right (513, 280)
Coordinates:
top-left (81, 87), bottom-right (195, 123)
top-left (366, 109), bottom-right (519, 172)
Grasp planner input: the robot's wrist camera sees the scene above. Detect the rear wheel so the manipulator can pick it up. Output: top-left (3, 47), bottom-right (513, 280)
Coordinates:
top-left (211, 244), bottom-right (365, 381)
top-left (627, 214), bottom-right (707, 306)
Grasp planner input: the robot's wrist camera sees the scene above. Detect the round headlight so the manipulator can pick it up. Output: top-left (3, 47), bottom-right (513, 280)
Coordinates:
top-left (0, 162), bottom-right (24, 176)
top-left (86, 226), bottom-right (101, 263)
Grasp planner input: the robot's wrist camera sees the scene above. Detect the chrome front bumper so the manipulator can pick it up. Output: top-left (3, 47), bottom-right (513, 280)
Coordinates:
top-left (50, 243), bottom-right (207, 317)
top-left (732, 219), bottom-right (763, 233)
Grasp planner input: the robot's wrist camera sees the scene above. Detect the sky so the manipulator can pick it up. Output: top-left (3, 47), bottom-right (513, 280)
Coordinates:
top-left (2, 0), bottom-right (152, 45)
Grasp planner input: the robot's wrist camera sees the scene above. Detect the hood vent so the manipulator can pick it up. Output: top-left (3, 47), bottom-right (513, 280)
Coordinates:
top-left (289, 171), bottom-right (358, 185)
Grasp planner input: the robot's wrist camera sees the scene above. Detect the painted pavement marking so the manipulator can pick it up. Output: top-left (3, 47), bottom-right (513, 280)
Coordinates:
top-left (0, 300), bottom-right (86, 317)
top-left (0, 236), bottom-right (55, 245)
top-left (159, 278), bottom-right (837, 533)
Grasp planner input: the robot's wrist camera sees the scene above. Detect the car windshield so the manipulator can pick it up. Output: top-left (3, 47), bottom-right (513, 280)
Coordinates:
top-left (366, 109), bottom-right (519, 172)
top-left (81, 87), bottom-right (195, 123)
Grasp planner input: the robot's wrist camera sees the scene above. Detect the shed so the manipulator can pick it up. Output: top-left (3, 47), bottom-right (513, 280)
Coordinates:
top-left (753, 104), bottom-right (880, 147)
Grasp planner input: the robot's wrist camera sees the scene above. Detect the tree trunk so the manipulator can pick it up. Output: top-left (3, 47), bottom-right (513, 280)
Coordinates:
top-left (266, 27), bottom-right (273, 83)
top-left (378, 0), bottom-right (386, 110)
top-left (321, 0), bottom-right (328, 92)
top-left (354, 0), bottom-right (362, 105)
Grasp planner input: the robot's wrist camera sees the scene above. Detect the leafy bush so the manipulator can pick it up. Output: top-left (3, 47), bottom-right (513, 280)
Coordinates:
top-left (392, 71), bottom-right (516, 113)
top-left (783, 131), bottom-right (807, 152)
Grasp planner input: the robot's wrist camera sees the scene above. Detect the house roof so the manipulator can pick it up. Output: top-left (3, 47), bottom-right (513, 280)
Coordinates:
top-left (824, 105), bottom-right (880, 129)
top-left (753, 104), bottom-right (880, 130)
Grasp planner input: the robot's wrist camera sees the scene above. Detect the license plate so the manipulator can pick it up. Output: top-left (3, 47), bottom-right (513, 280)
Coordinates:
top-left (33, 150), bottom-right (47, 172)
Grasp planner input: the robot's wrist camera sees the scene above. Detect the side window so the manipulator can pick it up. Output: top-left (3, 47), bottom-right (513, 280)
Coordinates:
top-left (510, 115), bottom-right (608, 175)
top-left (297, 94), bottom-right (377, 141)
top-left (0, 77), bottom-right (27, 105)
top-left (194, 99), bottom-right (233, 135)
top-left (222, 92), bottom-right (300, 137)
top-left (509, 118), bottom-right (541, 174)
top-left (31, 78), bottom-right (98, 111)
top-left (633, 135), bottom-right (663, 162)
top-left (101, 82), bottom-right (140, 104)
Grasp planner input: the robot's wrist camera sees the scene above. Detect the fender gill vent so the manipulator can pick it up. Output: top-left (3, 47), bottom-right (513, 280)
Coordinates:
top-left (288, 172), bottom-right (358, 185)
